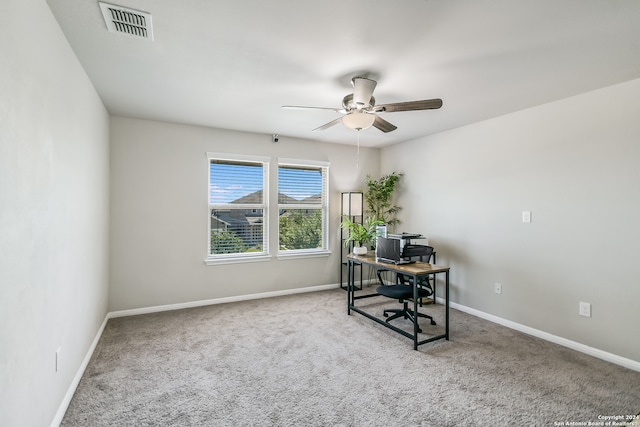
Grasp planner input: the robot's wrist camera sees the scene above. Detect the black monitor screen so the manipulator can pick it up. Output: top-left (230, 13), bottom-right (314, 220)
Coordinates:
top-left (376, 236), bottom-right (402, 263)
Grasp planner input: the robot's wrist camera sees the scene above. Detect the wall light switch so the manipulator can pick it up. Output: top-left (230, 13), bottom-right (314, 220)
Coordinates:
top-left (494, 283), bottom-right (502, 294)
top-left (522, 211), bottom-right (532, 223)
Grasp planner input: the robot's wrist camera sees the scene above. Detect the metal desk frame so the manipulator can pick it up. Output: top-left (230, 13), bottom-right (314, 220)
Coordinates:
top-left (347, 254), bottom-right (450, 350)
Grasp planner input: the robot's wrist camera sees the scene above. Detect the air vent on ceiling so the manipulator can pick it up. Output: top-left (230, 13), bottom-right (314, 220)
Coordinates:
top-left (99, 2), bottom-right (153, 40)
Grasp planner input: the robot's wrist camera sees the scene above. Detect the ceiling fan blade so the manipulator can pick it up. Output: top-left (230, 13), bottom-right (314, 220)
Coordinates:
top-left (352, 77), bottom-right (377, 108)
top-left (372, 115), bottom-right (397, 133)
top-left (282, 105), bottom-right (346, 113)
top-left (377, 98), bottom-right (443, 113)
top-left (312, 117), bottom-right (343, 131)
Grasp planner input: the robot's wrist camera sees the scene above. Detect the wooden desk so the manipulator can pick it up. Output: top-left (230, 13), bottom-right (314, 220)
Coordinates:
top-left (347, 253), bottom-right (450, 350)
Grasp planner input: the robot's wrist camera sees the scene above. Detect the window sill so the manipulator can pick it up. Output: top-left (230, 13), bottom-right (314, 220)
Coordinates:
top-left (205, 254), bottom-right (272, 266)
top-left (276, 250), bottom-right (331, 261)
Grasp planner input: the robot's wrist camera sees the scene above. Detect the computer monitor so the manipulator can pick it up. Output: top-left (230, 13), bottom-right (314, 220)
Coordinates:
top-left (375, 236), bottom-right (413, 265)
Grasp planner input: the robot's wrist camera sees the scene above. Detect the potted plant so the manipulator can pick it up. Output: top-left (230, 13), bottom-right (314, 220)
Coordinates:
top-left (364, 172), bottom-right (404, 231)
top-left (340, 216), bottom-right (384, 255)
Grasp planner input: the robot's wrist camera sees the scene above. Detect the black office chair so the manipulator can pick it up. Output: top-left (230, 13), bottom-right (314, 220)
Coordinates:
top-left (376, 246), bottom-right (436, 333)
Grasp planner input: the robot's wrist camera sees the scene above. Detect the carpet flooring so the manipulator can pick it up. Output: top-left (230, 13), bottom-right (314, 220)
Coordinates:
top-left (61, 288), bottom-right (640, 426)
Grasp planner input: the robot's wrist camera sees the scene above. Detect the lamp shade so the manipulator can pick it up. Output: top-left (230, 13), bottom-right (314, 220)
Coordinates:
top-left (342, 111), bottom-right (375, 130)
top-left (342, 192), bottom-right (363, 216)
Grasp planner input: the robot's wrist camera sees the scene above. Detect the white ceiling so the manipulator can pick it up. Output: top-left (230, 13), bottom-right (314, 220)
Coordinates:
top-left (46, 0), bottom-right (640, 147)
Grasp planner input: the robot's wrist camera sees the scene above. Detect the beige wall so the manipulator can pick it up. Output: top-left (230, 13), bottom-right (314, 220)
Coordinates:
top-left (382, 79), bottom-right (640, 362)
top-left (108, 116), bottom-right (380, 311)
top-left (0, 0), bottom-right (110, 425)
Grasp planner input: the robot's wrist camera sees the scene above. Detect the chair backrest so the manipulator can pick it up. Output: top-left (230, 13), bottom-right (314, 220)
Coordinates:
top-left (396, 245), bottom-right (435, 295)
top-left (397, 274), bottom-right (434, 296)
top-left (402, 244), bottom-right (434, 262)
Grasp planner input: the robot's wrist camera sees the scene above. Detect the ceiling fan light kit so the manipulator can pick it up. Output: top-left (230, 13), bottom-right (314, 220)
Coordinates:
top-left (342, 111), bottom-right (375, 130)
top-left (283, 76), bottom-right (443, 134)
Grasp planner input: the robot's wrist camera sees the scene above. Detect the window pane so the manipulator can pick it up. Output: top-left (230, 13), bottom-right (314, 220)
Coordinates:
top-left (278, 166), bottom-right (322, 205)
top-left (210, 209), bottom-right (264, 255)
top-left (279, 209), bottom-right (322, 250)
top-left (210, 161), bottom-right (263, 204)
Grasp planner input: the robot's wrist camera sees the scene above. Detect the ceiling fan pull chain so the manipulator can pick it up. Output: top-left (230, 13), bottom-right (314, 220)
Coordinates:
top-left (356, 129), bottom-right (360, 169)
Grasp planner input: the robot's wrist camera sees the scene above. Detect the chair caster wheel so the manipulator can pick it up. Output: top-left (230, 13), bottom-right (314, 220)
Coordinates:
top-left (430, 320), bottom-right (437, 325)
top-left (383, 313), bottom-right (389, 318)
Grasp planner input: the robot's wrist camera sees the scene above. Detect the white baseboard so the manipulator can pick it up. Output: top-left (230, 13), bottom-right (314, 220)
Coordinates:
top-left (440, 297), bottom-right (640, 372)
top-left (109, 283), bottom-right (341, 318)
top-left (50, 315), bottom-right (110, 427)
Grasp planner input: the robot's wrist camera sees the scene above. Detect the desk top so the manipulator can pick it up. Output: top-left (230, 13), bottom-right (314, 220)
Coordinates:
top-left (347, 253), bottom-right (450, 275)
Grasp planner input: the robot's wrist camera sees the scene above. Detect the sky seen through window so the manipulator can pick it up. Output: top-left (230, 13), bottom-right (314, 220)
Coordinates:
top-left (209, 163), bottom-right (322, 204)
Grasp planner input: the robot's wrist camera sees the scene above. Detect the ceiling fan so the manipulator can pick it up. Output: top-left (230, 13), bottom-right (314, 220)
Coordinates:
top-left (282, 77), bottom-right (443, 133)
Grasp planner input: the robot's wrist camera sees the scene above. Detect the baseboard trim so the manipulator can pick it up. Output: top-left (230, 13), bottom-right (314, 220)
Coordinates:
top-left (109, 283), bottom-right (341, 318)
top-left (50, 314), bottom-right (110, 427)
top-left (440, 297), bottom-right (640, 372)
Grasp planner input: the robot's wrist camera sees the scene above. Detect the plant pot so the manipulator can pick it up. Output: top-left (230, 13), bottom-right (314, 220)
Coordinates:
top-left (353, 246), bottom-right (368, 256)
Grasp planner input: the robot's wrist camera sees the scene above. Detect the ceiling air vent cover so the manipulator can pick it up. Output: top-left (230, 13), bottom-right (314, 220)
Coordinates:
top-left (99, 2), bottom-right (153, 40)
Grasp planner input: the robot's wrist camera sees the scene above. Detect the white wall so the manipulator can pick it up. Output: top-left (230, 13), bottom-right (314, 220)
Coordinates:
top-left (382, 79), bottom-right (640, 362)
top-left (109, 116), bottom-right (379, 311)
top-left (0, 1), bottom-right (110, 426)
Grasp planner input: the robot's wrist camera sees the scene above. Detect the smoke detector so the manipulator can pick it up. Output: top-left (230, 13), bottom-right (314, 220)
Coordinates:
top-left (99, 2), bottom-right (153, 40)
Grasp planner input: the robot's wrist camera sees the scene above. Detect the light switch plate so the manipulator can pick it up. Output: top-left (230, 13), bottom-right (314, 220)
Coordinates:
top-left (522, 211), bottom-right (532, 223)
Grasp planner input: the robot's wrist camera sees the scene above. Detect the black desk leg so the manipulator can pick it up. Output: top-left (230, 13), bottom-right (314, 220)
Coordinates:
top-left (413, 273), bottom-right (419, 350)
top-left (347, 259), bottom-right (354, 315)
top-left (347, 260), bottom-right (351, 314)
top-left (445, 270), bottom-right (450, 340)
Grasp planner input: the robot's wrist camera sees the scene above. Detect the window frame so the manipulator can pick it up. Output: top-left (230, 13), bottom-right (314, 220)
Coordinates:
top-left (276, 158), bottom-right (330, 258)
top-left (206, 152), bottom-right (270, 265)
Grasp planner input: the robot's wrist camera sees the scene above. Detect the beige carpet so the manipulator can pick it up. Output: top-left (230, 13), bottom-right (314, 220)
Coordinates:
top-left (61, 288), bottom-right (640, 426)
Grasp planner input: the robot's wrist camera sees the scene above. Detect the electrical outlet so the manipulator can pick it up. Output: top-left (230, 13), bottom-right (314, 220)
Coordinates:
top-left (494, 283), bottom-right (502, 294)
top-left (579, 302), bottom-right (591, 318)
top-left (55, 347), bottom-right (61, 373)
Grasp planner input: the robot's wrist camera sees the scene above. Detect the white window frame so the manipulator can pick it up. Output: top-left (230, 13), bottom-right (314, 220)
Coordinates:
top-left (276, 158), bottom-right (330, 259)
top-left (206, 152), bottom-right (270, 265)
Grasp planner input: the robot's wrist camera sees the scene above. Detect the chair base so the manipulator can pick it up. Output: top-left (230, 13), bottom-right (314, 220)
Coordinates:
top-left (383, 301), bottom-right (436, 333)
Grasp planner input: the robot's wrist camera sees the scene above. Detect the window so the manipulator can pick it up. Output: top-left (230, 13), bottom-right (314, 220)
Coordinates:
top-left (277, 159), bottom-right (329, 255)
top-left (208, 153), bottom-right (269, 260)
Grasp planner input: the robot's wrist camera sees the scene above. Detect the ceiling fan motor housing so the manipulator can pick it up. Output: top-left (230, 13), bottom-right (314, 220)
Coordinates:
top-left (342, 94), bottom-right (375, 111)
